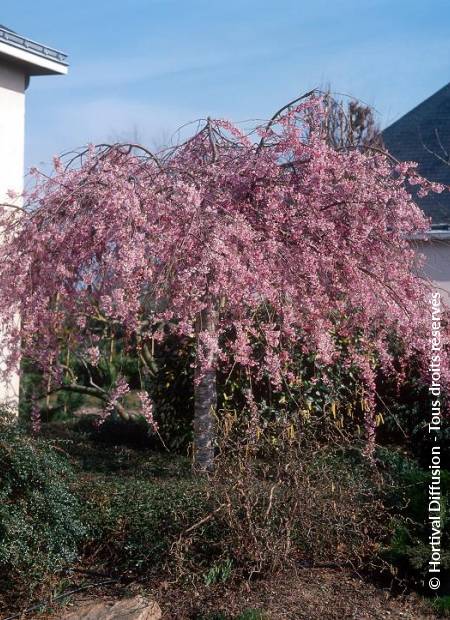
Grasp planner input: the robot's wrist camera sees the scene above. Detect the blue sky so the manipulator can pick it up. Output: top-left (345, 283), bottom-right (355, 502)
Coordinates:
top-left (2, 0), bottom-right (450, 169)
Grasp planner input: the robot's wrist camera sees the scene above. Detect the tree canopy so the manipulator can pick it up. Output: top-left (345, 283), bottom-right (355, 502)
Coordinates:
top-left (0, 94), bottom-right (447, 467)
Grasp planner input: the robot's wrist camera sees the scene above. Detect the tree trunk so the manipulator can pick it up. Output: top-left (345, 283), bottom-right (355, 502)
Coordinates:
top-left (193, 305), bottom-right (218, 472)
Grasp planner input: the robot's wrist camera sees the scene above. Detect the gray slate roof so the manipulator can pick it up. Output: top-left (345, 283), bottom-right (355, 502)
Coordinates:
top-left (383, 82), bottom-right (450, 224)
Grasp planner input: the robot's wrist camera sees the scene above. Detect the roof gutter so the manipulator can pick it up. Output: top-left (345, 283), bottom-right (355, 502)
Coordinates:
top-left (0, 26), bottom-right (68, 76)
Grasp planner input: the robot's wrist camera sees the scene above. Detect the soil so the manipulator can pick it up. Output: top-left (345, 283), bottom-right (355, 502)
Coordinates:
top-left (39, 568), bottom-right (437, 620)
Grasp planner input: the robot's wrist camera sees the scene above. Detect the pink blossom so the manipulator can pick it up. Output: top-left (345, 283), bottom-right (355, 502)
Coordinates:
top-left (138, 390), bottom-right (157, 431)
top-left (0, 96), bottom-right (447, 444)
top-left (31, 401), bottom-right (41, 435)
top-left (86, 346), bottom-right (100, 366)
top-left (97, 375), bottom-right (130, 426)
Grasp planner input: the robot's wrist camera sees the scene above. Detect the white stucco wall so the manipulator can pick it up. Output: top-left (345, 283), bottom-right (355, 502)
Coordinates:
top-left (415, 238), bottom-right (450, 305)
top-left (0, 62), bottom-right (25, 405)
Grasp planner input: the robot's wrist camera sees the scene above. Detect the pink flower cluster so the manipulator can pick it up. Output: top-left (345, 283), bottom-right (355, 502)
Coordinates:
top-left (0, 96), bottom-right (447, 438)
top-left (138, 390), bottom-right (157, 431)
top-left (31, 400), bottom-right (41, 435)
top-left (97, 375), bottom-right (130, 426)
top-left (86, 346), bottom-right (100, 367)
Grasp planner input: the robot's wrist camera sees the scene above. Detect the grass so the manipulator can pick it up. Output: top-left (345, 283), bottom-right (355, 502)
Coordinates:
top-left (431, 595), bottom-right (450, 617)
top-left (41, 419), bottom-right (191, 478)
top-left (197, 611), bottom-right (266, 620)
top-left (237, 611), bottom-right (266, 620)
top-left (39, 420), bottom-right (215, 578)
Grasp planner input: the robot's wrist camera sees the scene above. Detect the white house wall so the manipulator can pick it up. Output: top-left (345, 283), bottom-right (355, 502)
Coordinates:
top-left (0, 62), bottom-right (25, 406)
top-left (416, 238), bottom-right (450, 305)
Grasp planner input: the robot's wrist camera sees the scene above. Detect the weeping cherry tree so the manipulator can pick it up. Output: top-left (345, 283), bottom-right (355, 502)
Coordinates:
top-left (0, 93), bottom-right (448, 470)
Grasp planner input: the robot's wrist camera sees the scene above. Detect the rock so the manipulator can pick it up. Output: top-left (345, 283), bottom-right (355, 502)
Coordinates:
top-left (62, 595), bottom-right (162, 620)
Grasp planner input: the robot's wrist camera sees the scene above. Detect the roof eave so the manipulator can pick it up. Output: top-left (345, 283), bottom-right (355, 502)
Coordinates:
top-left (0, 41), bottom-right (68, 75)
top-left (0, 26), bottom-right (68, 76)
top-left (408, 230), bottom-right (450, 241)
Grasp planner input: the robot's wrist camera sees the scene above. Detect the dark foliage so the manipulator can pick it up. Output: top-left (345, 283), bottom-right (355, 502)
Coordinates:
top-left (0, 417), bottom-right (85, 598)
top-left (379, 447), bottom-right (450, 592)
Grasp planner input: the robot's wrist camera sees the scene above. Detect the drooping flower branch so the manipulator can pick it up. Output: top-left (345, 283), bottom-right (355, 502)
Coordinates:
top-left (0, 94), bottom-right (447, 466)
